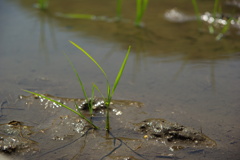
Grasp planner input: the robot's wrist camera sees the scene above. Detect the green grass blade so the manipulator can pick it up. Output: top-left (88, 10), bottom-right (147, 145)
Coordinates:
top-left (57, 13), bottom-right (95, 19)
top-left (135, 0), bottom-right (142, 25)
top-left (213, 0), bottom-right (220, 18)
top-left (63, 52), bottom-right (89, 101)
top-left (216, 18), bottom-right (232, 40)
top-left (116, 0), bottom-right (122, 19)
top-left (111, 46), bottom-right (131, 97)
top-left (191, 0), bottom-right (201, 25)
top-left (23, 90), bottom-right (99, 129)
top-left (92, 83), bottom-right (105, 99)
top-left (89, 84), bottom-right (96, 114)
top-left (69, 41), bottom-right (108, 80)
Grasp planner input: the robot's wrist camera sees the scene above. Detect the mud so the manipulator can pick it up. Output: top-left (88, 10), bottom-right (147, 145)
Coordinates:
top-left (0, 95), bottom-right (216, 159)
top-left (0, 121), bottom-right (37, 154)
top-left (135, 118), bottom-right (216, 150)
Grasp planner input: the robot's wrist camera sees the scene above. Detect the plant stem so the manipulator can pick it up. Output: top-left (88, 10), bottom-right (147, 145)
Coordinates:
top-left (191, 0), bottom-right (201, 26)
top-left (116, 0), bottom-right (122, 19)
top-left (135, 0), bottom-right (148, 27)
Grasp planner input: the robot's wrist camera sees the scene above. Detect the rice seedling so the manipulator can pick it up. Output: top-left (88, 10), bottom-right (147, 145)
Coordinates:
top-left (135, 0), bottom-right (149, 27)
top-left (116, 0), bottom-right (123, 19)
top-left (69, 41), bottom-right (131, 131)
top-left (213, 0), bottom-right (221, 18)
top-left (191, 0), bottom-right (202, 26)
top-left (208, 0), bottom-right (221, 34)
top-left (37, 0), bottom-right (48, 10)
top-left (23, 41), bottom-right (131, 132)
top-left (216, 17), bottom-right (233, 40)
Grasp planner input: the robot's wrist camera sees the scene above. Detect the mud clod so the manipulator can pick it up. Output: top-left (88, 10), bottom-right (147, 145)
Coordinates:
top-left (135, 118), bottom-right (216, 148)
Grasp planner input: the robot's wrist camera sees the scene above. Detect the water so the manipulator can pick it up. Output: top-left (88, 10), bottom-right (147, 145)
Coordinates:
top-left (0, 0), bottom-right (240, 159)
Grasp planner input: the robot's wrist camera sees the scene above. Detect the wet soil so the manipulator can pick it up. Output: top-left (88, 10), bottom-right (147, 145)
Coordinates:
top-left (1, 95), bottom-right (216, 159)
top-left (1, 0), bottom-right (240, 159)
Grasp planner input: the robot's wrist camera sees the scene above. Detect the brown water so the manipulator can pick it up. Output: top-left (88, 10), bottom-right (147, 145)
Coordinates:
top-left (0, 0), bottom-right (240, 159)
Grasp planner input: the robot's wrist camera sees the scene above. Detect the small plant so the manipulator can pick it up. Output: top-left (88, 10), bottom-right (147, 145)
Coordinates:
top-left (37, 0), bottom-right (48, 10)
top-left (191, 0), bottom-right (201, 25)
top-left (69, 41), bottom-right (131, 131)
top-left (116, 0), bottom-right (123, 20)
top-left (23, 41), bottom-right (131, 132)
top-left (135, 0), bottom-right (149, 27)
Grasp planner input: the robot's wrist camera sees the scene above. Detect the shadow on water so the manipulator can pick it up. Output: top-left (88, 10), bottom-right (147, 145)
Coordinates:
top-left (1, 0), bottom-right (240, 159)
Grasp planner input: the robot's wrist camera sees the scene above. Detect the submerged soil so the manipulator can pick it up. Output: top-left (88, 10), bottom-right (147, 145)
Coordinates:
top-left (1, 0), bottom-right (240, 159)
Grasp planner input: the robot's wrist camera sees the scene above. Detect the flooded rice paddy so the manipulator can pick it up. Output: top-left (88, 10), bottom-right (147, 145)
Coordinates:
top-left (0, 0), bottom-right (240, 159)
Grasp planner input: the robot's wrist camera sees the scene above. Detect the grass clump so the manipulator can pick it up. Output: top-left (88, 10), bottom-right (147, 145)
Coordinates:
top-left (23, 41), bottom-right (131, 132)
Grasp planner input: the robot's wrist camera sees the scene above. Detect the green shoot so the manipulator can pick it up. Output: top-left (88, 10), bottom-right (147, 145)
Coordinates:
top-left (213, 0), bottom-right (220, 18)
top-left (92, 83), bottom-right (105, 100)
top-left (69, 41), bottom-right (131, 131)
top-left (55, 13), bottom-right (95, 20)
top-left (22, 90), bottom-right (99, 129)
top-left (69, 41), bottom-right (109, 80)
top-left (209, 0), bottom-right (221, 34)
top-left (116, 0), bottom-right (123, 19)
top-left (63, 53), bottom-right (94, 113)
top-left (216, 18), bottom-right (233, 40)
top-left (111, 46), bottom-right (131, 98)
top-left (38, 0), bottom-right (48, 10)
top-left (90, 84), bottom-right (95, 114)
top-left (191, 0), bottom-right (202, 26)
top-left (135, 0), bottom-right (149, 27)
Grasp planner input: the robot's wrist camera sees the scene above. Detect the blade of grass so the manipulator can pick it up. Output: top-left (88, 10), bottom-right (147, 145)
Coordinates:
top-left (111, 46), bottom-right (131, 97)
top-left (57, 13), bottom-right (95, 19)
top-left (89, 84), bottom-right (95, 114)
top-left (213, 0), bottom-right (220, 18)
top-left (23, 90), bottom-right (99, 129)
top-left (116, 0), bottom-right (122, 19)
top-left (191, 0), bottom-right (201, 26)
top-left (106, 46), bottom-right (131, 132)
top-left (63, 52), bottom-right (89, 102)
top-left (135, 0), bottom-right (149, 26)
top-left (69, 41), bottom-right (108, 80)
top-left (92, 83), bottom-right (105, 99)
top-left (216, 18), bottom-right (233, 40)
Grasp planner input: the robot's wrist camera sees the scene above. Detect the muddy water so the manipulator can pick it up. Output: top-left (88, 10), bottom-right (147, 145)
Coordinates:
top-left (1, 0), bottom-right (240, 159)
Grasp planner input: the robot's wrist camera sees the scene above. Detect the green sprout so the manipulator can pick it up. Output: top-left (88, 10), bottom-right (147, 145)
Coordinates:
top-left (69, 41), bottom-right (131, 131)
top-left (135, 0), bottom-right (149, 27)
top-left (116, 0), bottom-right (123, 19)
top-left (191, 0), bottom-right (202, 26)
top-left (37, 0), bottom-right (48, 10)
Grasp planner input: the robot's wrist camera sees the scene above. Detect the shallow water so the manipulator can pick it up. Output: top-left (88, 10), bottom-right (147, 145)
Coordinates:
top-left (0, 0), bottom-right (240, 159)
